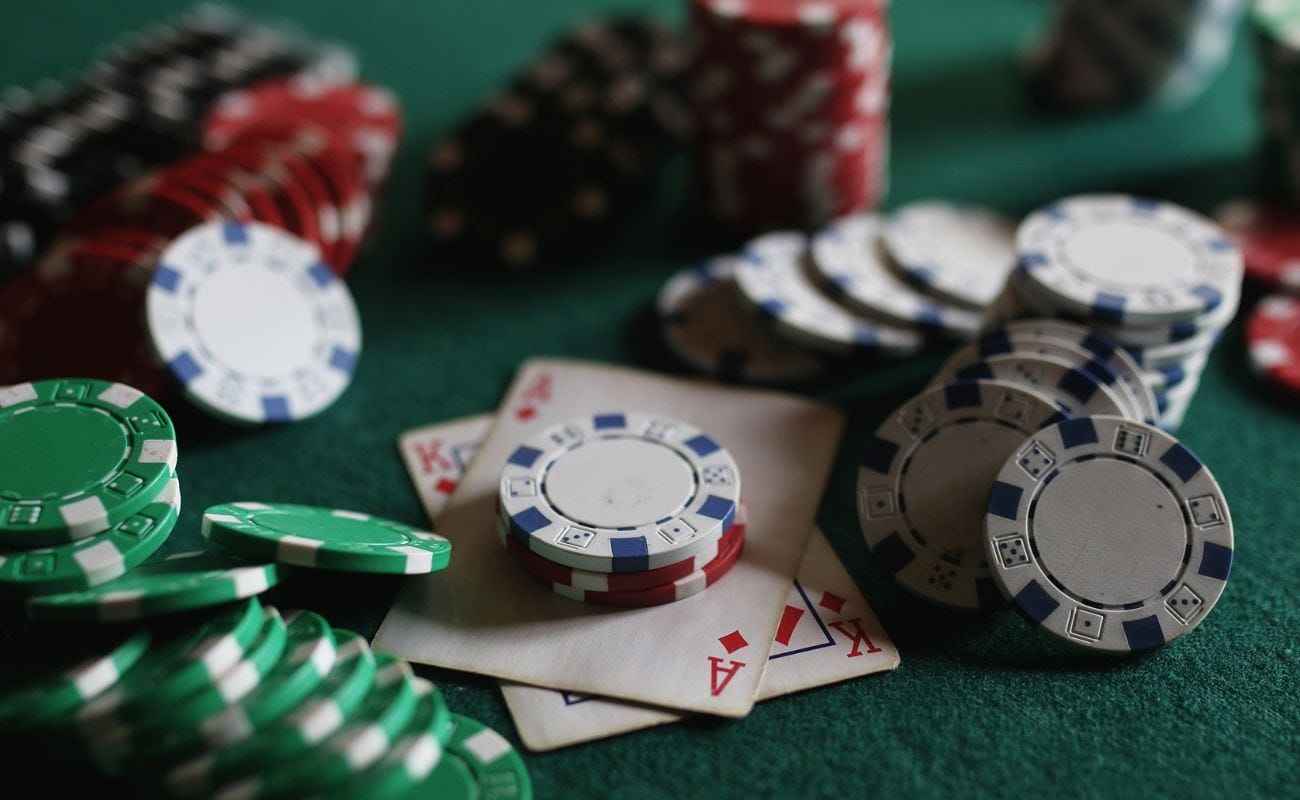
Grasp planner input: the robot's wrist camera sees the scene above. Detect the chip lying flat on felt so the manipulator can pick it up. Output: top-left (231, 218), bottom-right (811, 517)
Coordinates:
top-left (202, 502), bottom-right (453, 574)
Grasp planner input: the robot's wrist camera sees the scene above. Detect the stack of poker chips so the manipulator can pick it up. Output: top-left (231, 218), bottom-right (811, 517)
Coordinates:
top-left (994, 194), bottom-right (1244, 431)
top-left (0, 4), bottom-right (355, 279)
top-left (497, 412), bottom-right (746, 607)
top-left (424, 17), bottom-right (687, 269)
top-left (856, 378), bottom-right (1234, 654)
top-left (656, 201), bottom-right (1018, 384)
top-left (1024, 0), bottom-right (1244, 112)
top-left (688, 0), bottom-right (890, 234)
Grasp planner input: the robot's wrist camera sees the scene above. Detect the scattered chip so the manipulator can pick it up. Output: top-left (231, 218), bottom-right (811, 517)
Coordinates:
top-left (881, 201), bottom-right (1017, 311)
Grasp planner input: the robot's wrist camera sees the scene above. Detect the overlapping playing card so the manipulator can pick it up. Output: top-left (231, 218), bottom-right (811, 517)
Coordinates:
top-left (378, 358), bottom-right (899, 751)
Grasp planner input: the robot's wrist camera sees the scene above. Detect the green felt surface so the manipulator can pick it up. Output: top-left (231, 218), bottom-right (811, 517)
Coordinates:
top-left (3, 0), bottom-right (1298, 797)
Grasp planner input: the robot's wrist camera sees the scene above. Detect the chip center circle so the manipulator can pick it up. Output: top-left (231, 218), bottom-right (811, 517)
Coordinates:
top-left (902, 421), bottom-right (1024, 562)
top-left (1032, 459), bottom-right (1186, 606)
top-left (192, 265), bottom-right (317, 379)
top-left (255, 509), bottom-right (406, 547)
top-left (1064, 220), bottom-right (1195, 288)
top-left (0, 406), bottom-right (125, 499)
top-left (544, 438), bottom-right (695, 529)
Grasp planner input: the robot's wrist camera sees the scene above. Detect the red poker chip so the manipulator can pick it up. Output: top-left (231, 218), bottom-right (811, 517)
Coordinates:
top-left (203, 78), bottom-right (403, 190)
top-left (1246, 295), bottom-right (1300, 394)
top-left (65, 172), bottom-right (220, 240)
top-left (1216, 199), bottom-right (1300, 291)
top-left (186, 147), bottom-right (292, 232)
top-left (502, 505), bottom-right (748, 593)
top-left (557, 526), bottom-right (746, 607)
top-left (161, 159), bottom-right (255, 222)
top-left (0, 238), bottom-right (168, 396)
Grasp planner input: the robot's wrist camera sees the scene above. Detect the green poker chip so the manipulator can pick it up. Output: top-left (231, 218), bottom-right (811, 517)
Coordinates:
top-left (202, 502), bottom-right (452, 574)
top-left (118, 609), bottom-right (337, 770)
top-left (0, 379), bottom-right (177, 547)
top-left (27, 550), bottom-right (283, 622)
top-left (216, 654), bottom-right (418, 798)
top-left (402, 753), bottom-right (478, 800)
top-left (164, 629), bottom-right (377, 798)
top-left (441, 714), bottom-right (533, 800)
top-left (65, 599), bottom-right (265, 738)
top-left (0, 476), bottom-right (182, 596)
top-left (0, 626), bottom-right (152, 734)
top-left (324, 679), bottom-right (454, 799)
top-left (90, 606), bottom-right (289, 769)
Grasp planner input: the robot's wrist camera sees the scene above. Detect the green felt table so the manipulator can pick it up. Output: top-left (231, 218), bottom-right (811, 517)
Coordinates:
top-left (4, 0), bottom-right (1298, 797)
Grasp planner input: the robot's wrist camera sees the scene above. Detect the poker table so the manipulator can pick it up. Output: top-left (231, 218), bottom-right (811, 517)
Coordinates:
top-left (4, 0), bottom-right (1297, 797)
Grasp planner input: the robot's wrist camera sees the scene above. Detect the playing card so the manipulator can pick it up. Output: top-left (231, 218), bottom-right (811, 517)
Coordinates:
top-left (397, 413), bottom-right (494, 523)
top-left (498, 528), bottom-right (900, 750)
top-left (374, 358), bottom-right (843, 717)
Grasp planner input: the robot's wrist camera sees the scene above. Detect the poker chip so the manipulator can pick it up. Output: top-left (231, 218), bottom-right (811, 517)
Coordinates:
top-left (985, 415), bottom-right (1233, 652)
top-left (201, 502), bottom-right (453, 575)
top-left (27, 551), bottom-right (282, 622)
top-left (857, 380), bottom-right (1065, 610)
top-left (165, 629), bottom-right (377, 798)
top-left (542, 520), bottom-right (745, 607)
top-left (656, 256), bottom-right (827, 384)
top-left (0, 476), bottom-right (181, 596)
top-left (881, 201), bottom-right (1017, 311)
top-left (326, 681), bottom-right (453, 799)
top-left (439, 714), bottom-right (533, 800)
top-left (499, 412), bottom-right (741, 573)
top-left (1014, 194), bottom-right (1243, 326)
top-left (67, 599), bottom-right (266, 735)
top-left (810, 214), bottom-right (984, 338)
top-left (0, 627), bottom-right (152, 733)
top-left (145, 220), bottom-right (362, 425)
top-left (1246, 294), bottom-right (1300, 394)
top-left (214, 655), bottom-right (418, 800)
top-left (499, 504), bottom-right (747, 593)
top-left (951, 353), bottom-right (1131, 419)
top-left (732, 231), bottom-right (924, 358)
top-left (0, 379), bottom-right (178, 547)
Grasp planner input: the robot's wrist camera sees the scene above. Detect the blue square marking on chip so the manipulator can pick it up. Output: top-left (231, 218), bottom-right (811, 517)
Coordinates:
top-left (1080, 333), bottom-right (1117, 358)
top-left (860, 436), bottom-right (898, 476)
top-left (697, 495), bottom-right (735, 522)
top-left (685, 434), bottom-right (720, 458)
top-left (308, 263), bottom-right (335, 287)
top-left (1092, 293), bottom-right (1126, 324)
top-left (1013, 580), bottom-right (1059, 624)
top-left (222, 220), bottom-right (248, 244)
top-left (1059, 368), bottom-right (1098, 404)
top-left (1198, 542), bottom-right (1233, 581)
top-left (329, 347), bottom-right (357, 375)
top-left (873, 532), bottom-right (915, 575)
top-left (956, 362), bottom-right (994, 381)
top-left (610, 537), bottom-right (649, 573)
top-left (909, 266), bottom-right (936, 286)
top-left (262, 396), bottom-right (291, 423)
top-left (944, 380), bottom-right (982, 409)
top-left (1122, 616), bottom-right (1165, 651)
top-left (1160, 443), bottom-right (1203, 483)
top-left (507, 446), bottom-right (543, 469)
top-left (511, 507), bottom-right (550, 535)
top-left (153, 264), bottom-right (182, 293)
top-left (593, 414), bottom-right (625, 430)
top-left (1058, 417), bottom-right (1098, 449)
top-left (977, 330), bottom-right (1013, 357)
top-left (169, 352), bottom-right (203, 384)
top-left (758, 299), bottom-right (786, 319)
top-left (986, 481), bottom-right (1023, 521)
top-left (1191, 284), bottom-right (1222, 312)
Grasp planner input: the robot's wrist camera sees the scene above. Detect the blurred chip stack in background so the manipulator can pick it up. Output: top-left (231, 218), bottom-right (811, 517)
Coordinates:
top-left (0, 5), bottom-right (355, 279)
top-left (1024, 0), bottom-right (1244, 112)
top-left (1254, 0), bottom-right (1300, 201)
top-left (688, 0), bottom-right (891, 235)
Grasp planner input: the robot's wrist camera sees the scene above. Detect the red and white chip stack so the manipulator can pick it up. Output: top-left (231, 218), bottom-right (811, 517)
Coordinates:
top-left (689, 0), bottom-right (891, 235)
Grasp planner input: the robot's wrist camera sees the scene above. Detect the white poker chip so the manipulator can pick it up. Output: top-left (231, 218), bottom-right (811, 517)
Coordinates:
top-left (810, 214), bottom-right (983, 338)
top-left (146, 220), bottom-right (362, 425)
top-left (1015, 194), bottom-right (1243, 325)
top-left (856, 380), bottom-right (1065, 610)
top-left (945, 352), bottom-right (1133, 420)
top-left (732, 231), bottom-right (924, 358)
top-left (881, 201), bottom-right (1017, 310)
top-left (499, 412), bottom-right (741, 573)
top-left (656, 256), bottom-right (826, 384)
top-left (985, 415), bottom-right (1232, 652)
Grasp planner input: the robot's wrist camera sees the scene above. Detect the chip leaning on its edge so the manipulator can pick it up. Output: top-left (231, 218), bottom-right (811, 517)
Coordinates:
top-left (984, 415), bottom-right (1233, 653)
top-left (499, 412), bottom-right (741, 573)
top-left (857, 380), bottom-right (1066, 611)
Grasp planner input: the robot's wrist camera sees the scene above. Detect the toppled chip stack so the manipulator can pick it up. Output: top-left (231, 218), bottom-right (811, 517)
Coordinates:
top-left (424, 17), bottom-right (687, 269)
top-left (498, 412), bottom-right (746, 606)
top-left (1024, 0), bottom-right (1244, 112)
top-left (689, 0), bottom-right (891, 233)
top-left (993, 194), bottom-right (1244, 431)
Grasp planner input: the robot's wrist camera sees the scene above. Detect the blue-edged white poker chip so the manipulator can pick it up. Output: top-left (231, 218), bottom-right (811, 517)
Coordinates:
top-left (811, 214), bottom-right (983, 338)
top-left (881, 201), bottom-right (1018, 311)
top-left (856, 380), bottom-right (1065, 610)
top-left (1015, 194), bottom-right (1243, 325)
top-left (732, 231), bottom-right (923, 358)
top-left (146, 220), bottom-right (361, 425)
top-left (985, 415), bottom-right (1232, 652)
top-left (950, 353), bottom-right (1131, 419)
top-left (500, 412), bottom-right (741, 573)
